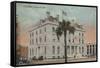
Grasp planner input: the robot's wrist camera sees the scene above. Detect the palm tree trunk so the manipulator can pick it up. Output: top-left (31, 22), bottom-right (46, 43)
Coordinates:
top-left (64, 30), bottom-right (67, 63)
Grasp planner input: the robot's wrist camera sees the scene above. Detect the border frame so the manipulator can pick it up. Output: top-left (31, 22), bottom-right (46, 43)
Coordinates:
top-left (10, 1), bottom-right (98, 67)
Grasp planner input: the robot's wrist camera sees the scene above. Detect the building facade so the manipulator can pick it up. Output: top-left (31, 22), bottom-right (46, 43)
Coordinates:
top-left (86, 43), bottom-right (96, 57)
top-left (27, 12), bottom-right (96, 60)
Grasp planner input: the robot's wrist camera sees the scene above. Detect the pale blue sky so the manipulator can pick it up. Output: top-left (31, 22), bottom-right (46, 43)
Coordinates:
top-left (16, 3), bottom-right (96, 29)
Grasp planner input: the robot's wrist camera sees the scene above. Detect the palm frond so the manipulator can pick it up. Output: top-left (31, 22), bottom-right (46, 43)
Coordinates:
top-left (69, 26), bottom-right (76, 35)
top-left (55, 26), bottom-right (63, 40)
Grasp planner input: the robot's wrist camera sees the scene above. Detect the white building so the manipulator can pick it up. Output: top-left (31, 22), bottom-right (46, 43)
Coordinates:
top-left (27, 12), bottom-right (95, 60)
top-left (86, 43), bottom-right (96, 57)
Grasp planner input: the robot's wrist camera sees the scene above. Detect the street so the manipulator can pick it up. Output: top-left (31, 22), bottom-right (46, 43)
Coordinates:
top-left (31, 57), bottom-right (96, 64)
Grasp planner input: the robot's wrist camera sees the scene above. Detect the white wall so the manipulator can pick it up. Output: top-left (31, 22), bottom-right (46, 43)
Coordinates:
top-left (0, 0), bottom-right (99, 68)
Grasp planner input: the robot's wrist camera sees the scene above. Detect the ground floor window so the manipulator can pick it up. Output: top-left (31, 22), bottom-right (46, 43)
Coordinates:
top-left (52, 46), bottom-right (55, 54)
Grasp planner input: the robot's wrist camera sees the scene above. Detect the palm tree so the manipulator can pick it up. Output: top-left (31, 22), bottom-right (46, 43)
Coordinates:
top-left (55, 19), bottom-right (76, 62)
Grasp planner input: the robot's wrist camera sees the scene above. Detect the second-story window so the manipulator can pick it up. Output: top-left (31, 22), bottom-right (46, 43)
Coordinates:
top-left (79, 33), bottom-right (80, 36)
top-left (82, 39), bottom-right (84, 44)
top-left (52, 27), bottom-right (55, 32)
top-left (79, 38), bottom-right (81, 43)
top-left (44, 27), bottom-right (46, 32)
top-left (40, 29), bottom-right (41, 34)
top-left (32, 39), bottom-right (34, 45)
top-left (53, 38), bottom-right (56, 42)
top-left (36, 38), bottom-right (38, 44)
top-left (40, 37), bottom-right (42, 43)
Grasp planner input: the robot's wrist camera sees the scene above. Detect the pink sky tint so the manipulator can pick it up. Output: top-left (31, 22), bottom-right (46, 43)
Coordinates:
top-left (17, 32), bottom-right (29, 47)
top-left (84, 24), bottom-right (96, 44)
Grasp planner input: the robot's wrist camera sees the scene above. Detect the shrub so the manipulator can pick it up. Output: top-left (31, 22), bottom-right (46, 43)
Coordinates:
top-left (38, 56), bottom-right (43, 60)
top-left (32, 56), bottom-right (37, 60)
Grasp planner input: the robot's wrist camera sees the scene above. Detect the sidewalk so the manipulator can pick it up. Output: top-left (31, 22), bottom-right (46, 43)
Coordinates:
top-left (31, 57), bottom-right (96, 64)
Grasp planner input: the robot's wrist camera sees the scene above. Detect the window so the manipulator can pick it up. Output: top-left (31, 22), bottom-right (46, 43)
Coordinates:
top-left (32, 32), bottom-right (34, 36)
top-left (30, 48), bottom-right (31, 56)
top-left (44, 27), bottom-right (46, 32)
top-left (53, 39), bottom-right (56, 42)
top-left (82, 39), bottom-right (83, 43)
top-left (39, 37), bottom-right (42, 43)
top-left (69, 39), bottom-right (70, 43)
top-left (53, 46), bottom-right (55, 54)
top-left (73, 39), bottom-right (74, 43)
top-left (71, 46), bottom-right (74, 54)
top-left (82, 33), bottom-right (84, 36)
top-left (82, 47), bottom-right (84, 53)
top-left (45, 36), bottom-right (46, 42)
top-left (45, 46), bottom-right (46, 54)
top-left (30, 48), bottom-right (32, 56)
top-left (38, 47), bottom-right (40, 53)
top-left (90, 45), bottom-right (91, 54)
top-left (36, 38), bottom-right (38, 44)
top-left (79, 47), bottom-right (81, 53)
top-left (36, 31), bottom-right (38, 35)
top-left (87, 46), bottom-right (89, 55)
top-left (93, 45), bottom-right (94, 55)
top-left (30, 33), bottom-right (31, 38)
top-left (30, 40), bottom-right (31, 45)
top-left (75, 46), bottom-right (77, 53)
top-left (32, 48), bottom-right (34, 55)
top-left (79, 38), bottom-right (81, 43)
top-left (57, 46), bottom-right (60, 54)
top-left (40, 29), bottom-right (41, 34)
top-left (32, 39), bottom-right (34, 44)
top-left (79, 33), bottom-right (80, 36)
top-left (67, 46), bottom-right (70, 54)
top-left (52, 27), bottom-right (55, 32)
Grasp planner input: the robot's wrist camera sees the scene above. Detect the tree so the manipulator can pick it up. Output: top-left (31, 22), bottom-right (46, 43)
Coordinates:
top-left (55, 19), bottom-right (76, 62)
